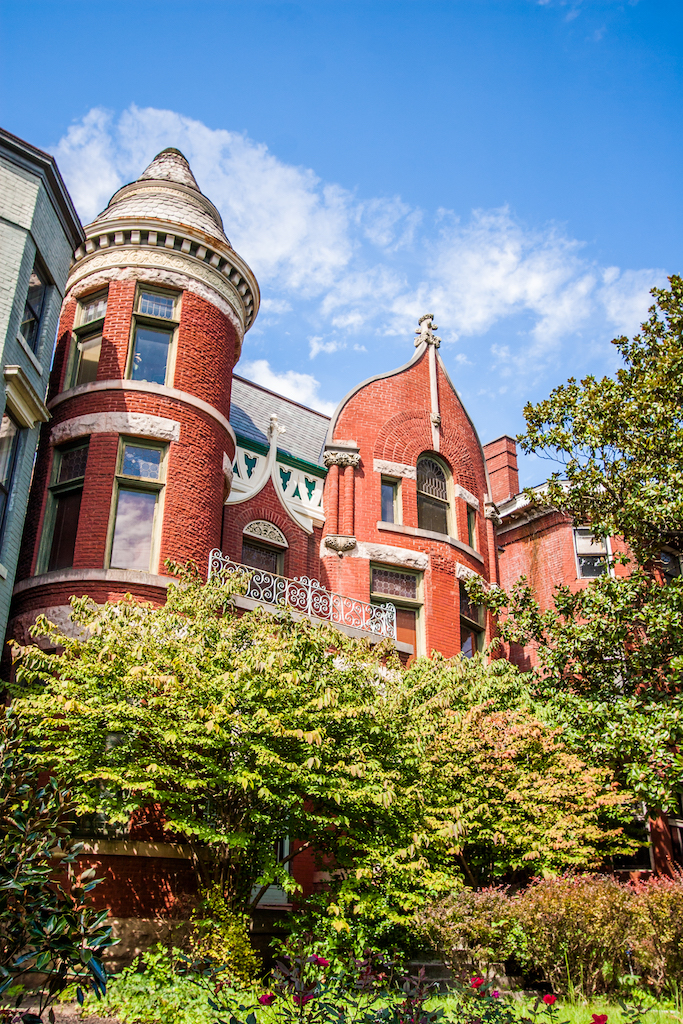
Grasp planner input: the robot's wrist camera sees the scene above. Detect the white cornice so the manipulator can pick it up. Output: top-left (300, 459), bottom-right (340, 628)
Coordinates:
top-left (3, 365), bottom-right (49, 428)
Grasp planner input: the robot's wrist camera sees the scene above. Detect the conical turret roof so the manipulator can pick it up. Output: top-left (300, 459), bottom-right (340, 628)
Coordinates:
top-left (88, 148), bottom-right (229, 245)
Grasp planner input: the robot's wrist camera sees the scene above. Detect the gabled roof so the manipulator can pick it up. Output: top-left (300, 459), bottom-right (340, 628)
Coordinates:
top-left (230, 375), bottom-right (330, 470)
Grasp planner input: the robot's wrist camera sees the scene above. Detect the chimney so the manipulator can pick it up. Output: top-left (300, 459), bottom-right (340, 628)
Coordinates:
top-left (483, 435), bottom-right (519, 504)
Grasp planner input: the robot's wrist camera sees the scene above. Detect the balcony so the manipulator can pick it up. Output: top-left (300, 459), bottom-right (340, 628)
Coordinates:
top-left (208, 549), bottom-right (398, 643)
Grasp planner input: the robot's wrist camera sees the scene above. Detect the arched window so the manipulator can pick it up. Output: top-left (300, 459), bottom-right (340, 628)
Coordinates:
top-left (417, 455), bottom-right (450, 535)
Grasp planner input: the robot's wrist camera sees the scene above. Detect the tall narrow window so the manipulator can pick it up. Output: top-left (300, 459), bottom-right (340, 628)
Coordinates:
top-left (381, 477), bottom-right (399, 524)
top-left (417, 456), bottom-right (450, 535)
top-left (71, 290), bottom-right (107, 387)
top-left (242, 540), bottom-right (283, 575)
top-left (20, 260), bottom-right (49, 353)
top-left (0, 414), bottom-right (21, 549)
top-left (467, 506), bottom-right (477, 550)
top-left (127, 289), bottom-right (178, 387)
top-left (43, 442), bottom-right (89, 572)
top-left (109, 440), bottom-right (165, 572)
top-left (459, 580), bottom-right (484, 658)
top-left (574, 528), bottom-right (608, 578)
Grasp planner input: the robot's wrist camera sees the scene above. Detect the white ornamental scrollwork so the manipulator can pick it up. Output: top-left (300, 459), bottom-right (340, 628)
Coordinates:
top-left (208, 549), bottom-right (396, 641)
top-left (323, 451), bottom-right (361, 468)
top-left (243, 520), bottom-right (288, 548)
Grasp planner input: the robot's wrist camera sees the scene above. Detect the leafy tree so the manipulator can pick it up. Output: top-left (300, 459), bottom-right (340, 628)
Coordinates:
top-left (11, 567), bottom-right (427, 916)
top-left (467, 277), bottom-right (683, 817)
top-left (519, 275), bottom-right (683, 563)
top-left (402, 655), bottom-right (633, 885)
top-left (0, 710), bottom-right (113, 1021)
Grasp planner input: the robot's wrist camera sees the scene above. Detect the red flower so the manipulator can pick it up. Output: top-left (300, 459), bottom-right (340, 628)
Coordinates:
top-left (471, 977), bottom-right (485, 988)
top-left (258, 993), bottom-right (276, 1006)
top-left (542, 995), bottom-right (557, 1006)
top-left (293, 994), bottom-right (314, 1006)
top-left (591, 1016), bottom-right (608, 1024)
top-left (310, 955), bottom-right (330, 967)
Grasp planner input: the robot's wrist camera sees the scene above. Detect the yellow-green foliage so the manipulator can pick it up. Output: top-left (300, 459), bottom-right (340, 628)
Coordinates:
top-left (190, 885), bottom-right (261, 986)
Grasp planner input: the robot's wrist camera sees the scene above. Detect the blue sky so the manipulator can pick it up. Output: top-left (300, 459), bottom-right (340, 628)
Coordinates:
top-left (2, 0), bottom-right (681, 484)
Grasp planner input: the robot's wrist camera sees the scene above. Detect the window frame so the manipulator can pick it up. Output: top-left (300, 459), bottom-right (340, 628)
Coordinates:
top-left (380, 475), bottom-right (402, 525)
top-left (459, 579), bottom-right (485, 658)
top-left (241, 537), bottom-right (285, 576)
top-left (19, 256), bottom-right (51, 355)
top-left (125, 286), bottom-right (181, 388)
top-left (416, 453), bottom-right (454, 538)
top-left (36, 439), bottom-right (90, 574)
top-left (574, 527), bottom-right (611, 579)
top-left (370, 563), bottom-right (424, 657)
top-left (0, 413), bottom-right (22, 553)
top-left (658, 548), bottom-right (682, 583)
top-left (68, 288), bottom-right (109, 389)
top-left (105, 437), bottom-right (168, 574)
top-left (467, 505), bottom-right (477, 551)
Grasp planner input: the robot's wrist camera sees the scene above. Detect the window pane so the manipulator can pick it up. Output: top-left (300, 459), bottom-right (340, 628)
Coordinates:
top-left (131, 327), bottom-right (171, 384)
top-left (461, 624), bottom-right (480, 659)
top-left (48, 489), bottom-right (83, 571)
top-left (372, 568), bottom-right (417, 600)
top-left (417, 493), bottom-right (448, 535)
top-left (75, 336), bottom-right (102, 386)
top-left (110, 489), bottom-right (157, 571)
top-left (575, 528), bottom-right (607, 555)
top-left (381, 481), bottom-right (396, 523)
top-left (81, 295), bottom-right (107, 324)
top-left (122, 445), bottom-right (161, 480)
top-left (58, 446), bottom-right (89, 483)
top-left (459, 580), bottom-right (483, 625)
top-left (139, 292), bottom-right (174, 318)
top-left (467, 507), bottom-right (477, 549)
top-left (242, 541), bottom-right (280, 574)
top-left (0, 416), bottom-right (20, 489)
top-left (20, 266), bottom-right (48, 352)
top-left (660, 551), bottom-right (681, 582)
top-left (578, 555), bottom-right (607, 578)
top-left (417, 458), bottom-right (448, 501)
top-left (396, 607), bottom-right (417, 665)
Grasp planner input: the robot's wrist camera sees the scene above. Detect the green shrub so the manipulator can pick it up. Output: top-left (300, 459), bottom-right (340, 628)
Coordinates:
top-left (628, 872), bottom-right (683, 1002)
top-left (513, 875), bottom-right (633, 997)
top-left (190, 884), bottom-right (262, 986)
top-left (416, 887), bottom-right (521, 979)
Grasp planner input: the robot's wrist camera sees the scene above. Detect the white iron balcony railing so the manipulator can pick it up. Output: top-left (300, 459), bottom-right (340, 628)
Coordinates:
top-left (208, 549), bottom-right (397, 642)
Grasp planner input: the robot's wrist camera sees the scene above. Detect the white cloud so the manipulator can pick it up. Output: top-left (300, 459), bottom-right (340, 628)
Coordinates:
top-left (240, 359), bottom-right (335, 415)
top-left (309, 336), bottom-right (345, 359)
top-left (51, 104), bottom-right (667, 388)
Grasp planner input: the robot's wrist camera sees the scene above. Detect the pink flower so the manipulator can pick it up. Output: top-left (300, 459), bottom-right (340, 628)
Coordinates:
top-left (310, 955), bottom-right (330, 967)
top-left (542, 995), bottom-right (557, 1006)
top-left (258, 993), bottom-right (276, 1006)
top-left (591, 1016), bottom-right (608, 1024)
top-left (293, 994), bottom-right (314, 1006)
top-left (492, 991), bottom-right (500, 999)
top-left (471, 976), bottom-right (485, 989)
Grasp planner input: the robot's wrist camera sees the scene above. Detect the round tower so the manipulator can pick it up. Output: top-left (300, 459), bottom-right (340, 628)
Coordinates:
top-left (9, 149), bottom-right (259, 644)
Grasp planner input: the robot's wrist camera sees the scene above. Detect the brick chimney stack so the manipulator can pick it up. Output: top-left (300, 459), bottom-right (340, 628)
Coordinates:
top-left (483, 435), bottom-right (519, 505)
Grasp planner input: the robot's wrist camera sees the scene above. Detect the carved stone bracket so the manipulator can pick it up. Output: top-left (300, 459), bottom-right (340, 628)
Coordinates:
top-left (323, 451), bottom-right (361, 468)
top-left (324, 535), bottom-right (357, 557)
top-left (484, 502), bottom-right (501, 525)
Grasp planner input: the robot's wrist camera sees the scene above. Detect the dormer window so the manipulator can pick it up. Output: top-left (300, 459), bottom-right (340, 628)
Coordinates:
top-left (417, 455), bottom-right (450, 536)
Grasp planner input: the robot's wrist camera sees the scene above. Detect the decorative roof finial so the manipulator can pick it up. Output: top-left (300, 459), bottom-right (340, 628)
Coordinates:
top-left (415, 313), bottom-right (441, 348)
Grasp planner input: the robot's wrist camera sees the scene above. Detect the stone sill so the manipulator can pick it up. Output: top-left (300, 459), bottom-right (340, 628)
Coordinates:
top-left (14, 567), bottom-right (174, 596)
top-left (234, 593), bottom-right (413, 655)
top-left (376, 521), bottom-right (484, 563)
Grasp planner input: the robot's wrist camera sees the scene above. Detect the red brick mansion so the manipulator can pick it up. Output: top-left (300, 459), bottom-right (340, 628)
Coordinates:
top-left (6, 148), bottom-right (679, 951)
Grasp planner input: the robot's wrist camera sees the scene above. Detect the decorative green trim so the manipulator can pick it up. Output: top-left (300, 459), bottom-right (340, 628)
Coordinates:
top-left (234, 432), bottom-right (327, 478)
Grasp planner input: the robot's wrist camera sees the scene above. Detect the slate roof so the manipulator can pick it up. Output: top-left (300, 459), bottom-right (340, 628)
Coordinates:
top-left (230, 375), bottom-right (330, 469)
